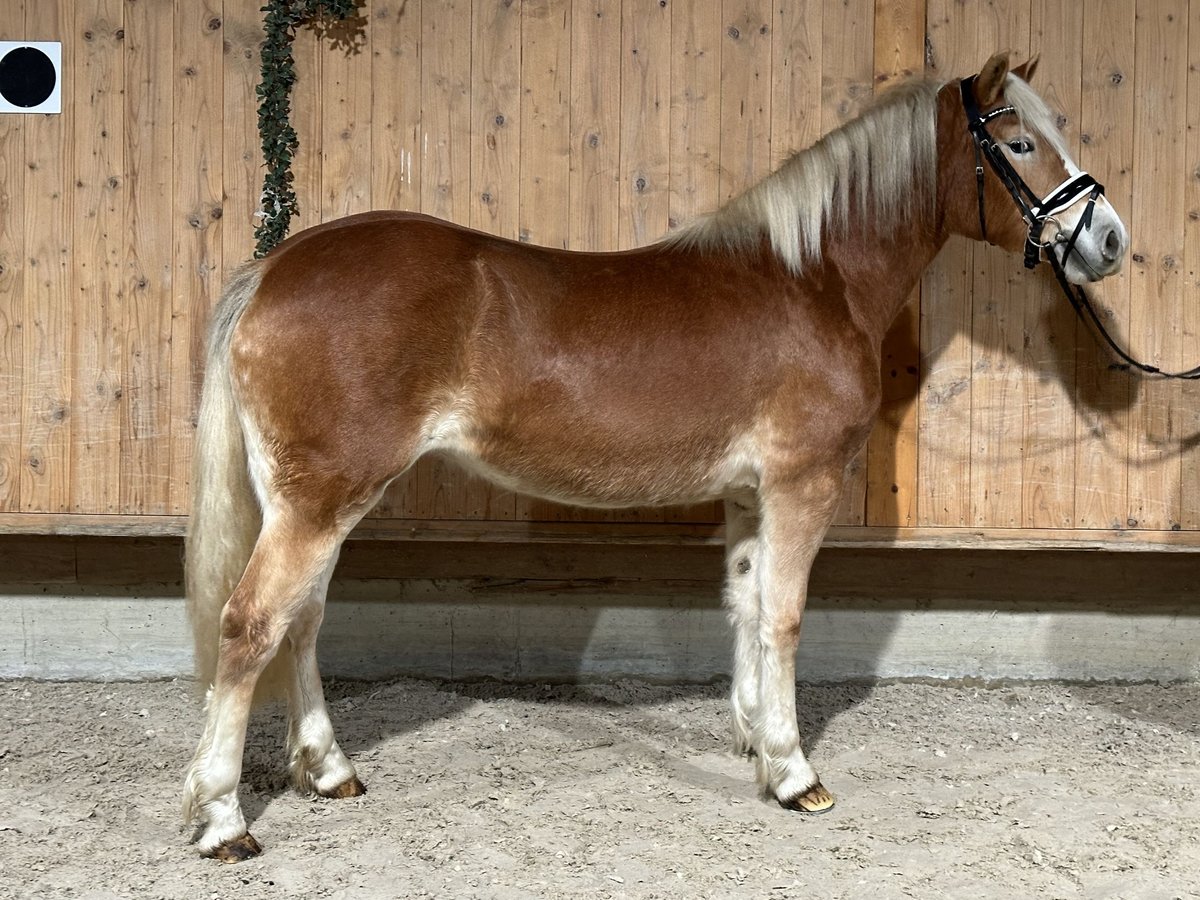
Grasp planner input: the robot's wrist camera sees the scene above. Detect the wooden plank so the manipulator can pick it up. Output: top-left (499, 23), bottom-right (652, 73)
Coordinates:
top-left (318, 5), bottom-right (372, 221)
top-left (470, 0), bottom-right (521, 239)
top-left (865, 0), bottom-right (925, 527)
top-left (222, 0), bottom-right (265, 263)
top-left (520, 0), bottom-right (571, 249)
top-left (1021, 0), bottom-right (1082, 528)
top-left (19, 0), bottom-right (72, 514)
top-left (569, 0), bottom-right (622, 251)
top-left (419, 0), bottom-right (472, 225)
top-left (4, 510), bottom-right (1200, 553)
top-left (0, 536), bottom-right (77, 583)
top-left (121, 0), bottom-right (174, 515)
top-left (618, 0), bottom-right (671, 251)
top-left (169, 0), bottom-right (225, 513)
top-left (71, 0), bottom-right (125, 513)
top-left (718, 0), bottom-right (772, 202)
top-left (370, 0), bottom-right (422, 213)
top-left (969, 0), bottom-right (1030, 527)
top-left (13, 534), bottom-right (1200, 593)
top-left (1074, 0), bottom-right (1135, 530)
top-left (1180, 0), bottom-right (1200, 529)
top-left (0, 0), bottom-right (26, 511)
top-left (669, 0), bottom-right (721, 227)
top-left (918, 1), bottom-right (978, 526)
top-left (770, 0), bottom-right (822, 165)
top-left (821, 0), bottom-right (874, 525)
top-left (819, 0), bottom-right (873, 132)
top-left (1126, 0), bottom-right (1188, 530)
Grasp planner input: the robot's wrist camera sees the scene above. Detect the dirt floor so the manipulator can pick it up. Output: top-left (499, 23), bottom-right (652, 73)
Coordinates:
top-left (0, 677), bottom-right (1197, 899)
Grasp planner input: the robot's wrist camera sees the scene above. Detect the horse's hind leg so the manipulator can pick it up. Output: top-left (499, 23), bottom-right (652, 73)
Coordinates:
top-left (723, 496), bottom-right (764, 756)
top-left (183, 513), bottom-right (347, 860)
top-left (286, 567), bottom-right (364, 799)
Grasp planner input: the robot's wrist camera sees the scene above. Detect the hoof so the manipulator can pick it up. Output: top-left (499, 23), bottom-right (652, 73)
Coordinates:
top-left (320, 775), bottom-right (367, 799)
top-left (206, 832), bottom-right (263, 863)
top-left (779, 781), bottom-right (836, 814)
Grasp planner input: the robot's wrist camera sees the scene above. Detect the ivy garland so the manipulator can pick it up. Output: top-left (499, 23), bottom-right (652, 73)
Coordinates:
top-left (254, 0), bottom-right (355, 258)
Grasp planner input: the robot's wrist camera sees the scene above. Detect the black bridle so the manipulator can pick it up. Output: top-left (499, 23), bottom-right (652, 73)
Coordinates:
top-left (961, 76), bottom-right (1200, 380)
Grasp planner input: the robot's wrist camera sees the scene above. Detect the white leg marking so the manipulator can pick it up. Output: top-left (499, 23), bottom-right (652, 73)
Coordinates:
top-left (287, 556), bottom-right (359, 795)
top-left (184, 687), bottom-right (255, 854)
top-left (723, 498), bottom-right (763, 756)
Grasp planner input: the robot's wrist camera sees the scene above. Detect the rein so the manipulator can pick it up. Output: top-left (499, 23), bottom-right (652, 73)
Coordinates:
top-left (960, 76), bottom-right (1200, 380)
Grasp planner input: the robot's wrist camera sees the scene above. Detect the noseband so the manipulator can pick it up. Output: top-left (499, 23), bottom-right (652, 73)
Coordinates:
top-left (961, 76), bottom-right (1200, 380)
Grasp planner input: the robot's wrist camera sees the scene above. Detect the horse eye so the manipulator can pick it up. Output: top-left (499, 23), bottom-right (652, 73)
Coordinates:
top-left (1007, 138), bottom-right (1035, 155)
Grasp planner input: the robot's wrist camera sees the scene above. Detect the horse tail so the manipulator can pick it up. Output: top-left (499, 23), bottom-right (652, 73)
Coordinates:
top-left (185, 262), bottom-right (265, 693)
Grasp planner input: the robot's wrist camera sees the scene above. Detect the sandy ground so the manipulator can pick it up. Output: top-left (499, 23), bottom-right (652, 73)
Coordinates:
top-left (0, 677), bottom-right (1197, 899)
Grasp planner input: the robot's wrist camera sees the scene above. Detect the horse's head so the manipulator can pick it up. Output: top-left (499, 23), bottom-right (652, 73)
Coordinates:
top-left (944, 53), bottom-right (1128, 284)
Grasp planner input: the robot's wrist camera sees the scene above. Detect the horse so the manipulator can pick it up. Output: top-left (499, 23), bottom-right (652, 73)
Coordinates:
top-left (182, 53), bottom-right (1128, 860)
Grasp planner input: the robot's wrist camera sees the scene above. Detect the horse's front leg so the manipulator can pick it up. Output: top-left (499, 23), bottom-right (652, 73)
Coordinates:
top-left (744, 472), bottom-right (843, 812)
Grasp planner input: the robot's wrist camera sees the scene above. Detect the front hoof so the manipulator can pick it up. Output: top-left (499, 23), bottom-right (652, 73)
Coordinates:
top-left (779, 781), bottom-right (836, 814)
top-left (320, 775), bottom-right (367, 799)
top-left (205, 832), bottom-right (263, 863)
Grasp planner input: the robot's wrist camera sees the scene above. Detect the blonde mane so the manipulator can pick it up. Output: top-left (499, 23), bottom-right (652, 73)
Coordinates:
top-left (665, 72), bottom-right (1068, 274)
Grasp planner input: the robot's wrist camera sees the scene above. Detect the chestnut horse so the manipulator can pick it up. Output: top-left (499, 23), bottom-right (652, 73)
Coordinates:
top-left (183, 54), bottom-right (1127, 859)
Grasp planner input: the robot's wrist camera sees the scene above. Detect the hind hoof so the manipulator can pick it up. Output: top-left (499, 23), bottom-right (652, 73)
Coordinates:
top-left (321, 775), bottom-right (366, 799)
top-left (779, 781), bottom-right (835, 814)
top-left (206, 832), bottom-right (263, 863)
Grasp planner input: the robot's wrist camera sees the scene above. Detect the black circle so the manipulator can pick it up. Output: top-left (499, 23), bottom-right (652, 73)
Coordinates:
top-left (0, 47), bottom-right (56, 109)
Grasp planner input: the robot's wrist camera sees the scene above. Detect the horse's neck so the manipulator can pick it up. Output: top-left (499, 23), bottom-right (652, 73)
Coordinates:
top-left (819, 215), bottom-right (947, 347)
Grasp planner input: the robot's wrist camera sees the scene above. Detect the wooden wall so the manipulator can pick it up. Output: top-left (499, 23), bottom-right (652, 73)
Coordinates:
top-left (1, 0), bottom-right (1199, 547)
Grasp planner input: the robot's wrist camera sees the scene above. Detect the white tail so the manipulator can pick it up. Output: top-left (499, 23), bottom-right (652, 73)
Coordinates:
top-left (185, 263), bottom-right (266, 690)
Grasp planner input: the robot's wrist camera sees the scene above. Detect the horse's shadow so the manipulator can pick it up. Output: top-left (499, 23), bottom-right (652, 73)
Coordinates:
top-left (232, 672), bottom-right (871, 829)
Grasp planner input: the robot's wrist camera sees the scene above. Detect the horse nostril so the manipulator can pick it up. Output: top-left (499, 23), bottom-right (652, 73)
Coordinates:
top-left (1102, 228), bottom-right (1122, 261)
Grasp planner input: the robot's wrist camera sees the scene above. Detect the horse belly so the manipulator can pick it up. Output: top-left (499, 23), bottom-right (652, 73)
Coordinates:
top-left (427, 396), bottom-right (760, 510)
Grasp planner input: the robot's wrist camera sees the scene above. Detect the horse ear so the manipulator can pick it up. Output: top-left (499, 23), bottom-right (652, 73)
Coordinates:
top-left (975, 52), bottom-right (1011, 106)
top-left (1012, 54), bottom-right (1040, 84)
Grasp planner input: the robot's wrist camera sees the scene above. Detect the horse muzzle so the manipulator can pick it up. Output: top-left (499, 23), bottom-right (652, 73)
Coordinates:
top-left (1041, 196), bottom-right (1128, 284)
